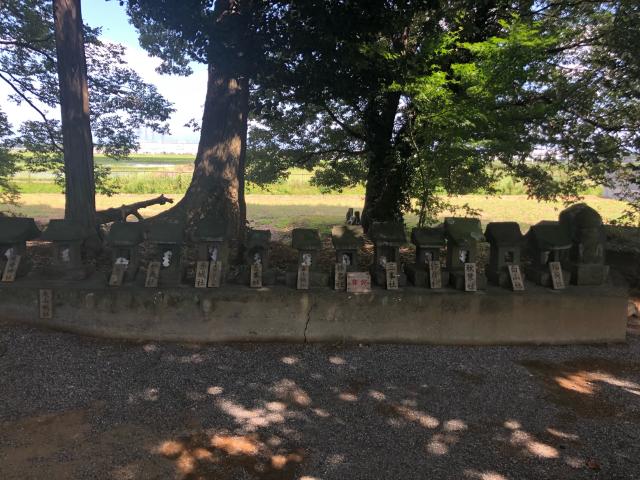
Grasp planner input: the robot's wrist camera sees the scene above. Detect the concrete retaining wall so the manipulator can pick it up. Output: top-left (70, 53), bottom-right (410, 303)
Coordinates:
top-left (0, 282), bottom-right (628, 344)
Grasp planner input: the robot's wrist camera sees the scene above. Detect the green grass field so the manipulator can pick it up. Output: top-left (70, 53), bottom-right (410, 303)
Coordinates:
top-left (1, 193), bottom-right (626, 234)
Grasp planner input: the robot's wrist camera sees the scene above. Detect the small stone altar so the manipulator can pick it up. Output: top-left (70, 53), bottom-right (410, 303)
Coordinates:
top-left (0, 217), bottom-right (40, 281)
top-left (331, 224), bottom-right (365, 290)
top-left (145, 222), bottom-right (184, 287)
top-left (524, 221), bottom-right (572, 287)
top-left (484, 222), bottom-right (524, 288)
top-left (107, 221), bottom-right (145, 284)
top-left (192, 217), bottom-right (228, 287)
top-left (242, 229), bottom-right (275, 287)
top-left (444, 217), bottom-right (486, 290)
top-left (405, 226), bottom-right (448, 288)
top-left (40, 220), bottom-right (92, 280)
top-left (369, 221), bottom-right (407, 287)
top-left (286, 228), bottom-right (328, 288)
top-left (559, 203), bottom-right (609, 285)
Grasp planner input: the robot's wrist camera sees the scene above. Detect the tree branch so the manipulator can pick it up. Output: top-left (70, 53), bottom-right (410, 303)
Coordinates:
top-left (0, 71), bottom-right (63, 153)
top-left (321, 101), bottom-right (365, 141)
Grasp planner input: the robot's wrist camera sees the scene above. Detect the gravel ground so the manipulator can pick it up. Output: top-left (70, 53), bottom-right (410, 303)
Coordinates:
top-left (0, 322), bottom-right (639, 480)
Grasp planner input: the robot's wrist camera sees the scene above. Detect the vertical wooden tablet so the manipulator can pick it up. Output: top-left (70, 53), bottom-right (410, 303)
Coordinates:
top-left (194, 261), bottom-right (209, 288)
top-left (549, 261), bottom-right (565, 289)
top-left (108, 262), bottom-right (127, 286)
top-left (297, 264), bottom-right (310, 290)
top-left (207, 261), bottom-right (222, 288)
top-left (508, 264), bottom-right (525, 291)
top-left (250, 263), bottom-right (263, 288)
top-left (39, 289), bottom-right (53, 319)
top-left (385, 262), bottom-right (399, 290)
top-left (1, 255), bottom-right (21, 282)
top-left (464, 263), bottom-right (477, 292)
top-left (334, 263), bottom-right (347, 290)
top-left (428, 260), bottom-right (442, 289)
top-left (145, 261), bottom-right (161, 288)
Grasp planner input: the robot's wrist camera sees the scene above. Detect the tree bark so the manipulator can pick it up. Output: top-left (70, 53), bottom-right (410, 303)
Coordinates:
top-left (53, 0), bottom-right (96, 228)
top-left (154, 63), bottom-right (249, 242)
top-left (361, 91), bottom-right (406, 232)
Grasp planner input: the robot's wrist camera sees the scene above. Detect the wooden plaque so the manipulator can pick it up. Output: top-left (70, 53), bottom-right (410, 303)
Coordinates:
top-left (346, 272), bottom-right (371, 293)
top-left (385, 262), bottom-right (399, 290)
top-left (250, 263), bottom-right (263, 288)
top-left (334, 262), bottom-right (347, 291)
top-left (1, 255), bottom-right (21, 282)
top-left (208, 261), bottom-right (222, 288)
top-left (297, 264), bottom-right (310, 290)
top-left (549, 261), bottom-right (565, 289)
top-left (464, 263), bottom-right (477, 292)
top-left (39, 289), bottom-right (53, 319)
top-left (428, 260), bottom-right (442, 289)
top-left (194, 261), bottom-right (209, 288)
top-left (108, 262), bottom-right (127, 286)
top-left (145, 261), bottom-right (161, 288)
top-left (508, 264), bottom-right (525, 291)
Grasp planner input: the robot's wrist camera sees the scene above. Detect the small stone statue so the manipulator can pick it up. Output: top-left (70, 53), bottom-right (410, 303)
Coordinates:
top-left (458, 249), bottom-right (469, 263)
top-left (209, 246), bottom-right (218, 262)
top-left (115, 257), bottom-right (129, 266)
top-left (4, 247), bottom-right (14, 260)
top-left (162, 250), bottom-right (173, 268)
top-left (342, 253), bottom-right (351, 266)
top-left (61, 247), bottom-right (71, 263)
top-left (302, 253), bottom-right (312, 266)
top-left (379, 255), bottom-right (387, 268)
top-left (253, 252), bottom-right (262, 265)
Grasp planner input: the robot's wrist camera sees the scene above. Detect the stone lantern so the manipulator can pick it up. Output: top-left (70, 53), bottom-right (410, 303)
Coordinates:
top-left (0, 217), bottom-right (40, 280)
top-left (558, 203), bottom-right (609, 285)
top-left (146, 222), bottom-right (184, 286)
top-left (405, 226), bottom-right (448, 287)
top-left (40, 219), bottom-right (91, 280)
top-left (244, 229), bottom-right (275, 286)
top-left (444, 217), bottom-right (486, 290)
top-left (288, 228), bottom-right (328, 288)
top-left (484, 222), bottom-right (524, 287)
top-left (524, 221), bottom-right (572, 287)
top-left (369, 221), bottom-right (407, 287)
top-left (331, 225), bottom-right (363, 270)
top-left (106, 221), bottom-right (145, 284)
top-left (192, 217), bottom-right (228, 286)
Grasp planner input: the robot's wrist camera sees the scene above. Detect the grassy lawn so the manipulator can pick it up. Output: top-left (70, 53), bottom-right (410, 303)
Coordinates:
top-left (2, 193), bottom-right (627, 233)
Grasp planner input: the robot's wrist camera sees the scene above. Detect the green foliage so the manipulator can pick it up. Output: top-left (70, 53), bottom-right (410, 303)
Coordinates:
top-left (0, 112), bottom-right (19, 204)
top-left (0, 0), bottom-right (174, 201)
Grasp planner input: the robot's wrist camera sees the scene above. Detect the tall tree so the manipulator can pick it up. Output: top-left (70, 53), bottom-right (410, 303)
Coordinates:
top-left (52, 0), bottom-right (95, 227)
top-left (126, 0), bottom-right (258, 240)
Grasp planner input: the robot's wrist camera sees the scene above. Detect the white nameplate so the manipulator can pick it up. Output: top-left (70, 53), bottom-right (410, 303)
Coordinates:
top-left (549, 261), bottom-right (565, 289)
top-left (385, 262), bottom-right (399, 290)
top-left (464, 263), bottom-right (477, 292)
top-left (297, 264), bottom-right (310, 290)
top-left (346, 272), bottom-right (371, 293)
top-left (2, 254), bottom-right (21, 282)
top-left (145, 261), bottom-right (161, 288)
top-left (194, 260), bottom-right (209, 288)
top-left (39, 289), bottom-right (53, 319)
top-left (334, 262), bottom-right (347, 290)
top-left (250, 263), bottom-right (263, 288)
top-left (108, 262), bottom-right (127, 286)
top-left (428, 260), bottom-right (442, 289)
top-left (508, 264), bottom-right (525, 291)
top-left (208, 261), bottom-right (222, 288)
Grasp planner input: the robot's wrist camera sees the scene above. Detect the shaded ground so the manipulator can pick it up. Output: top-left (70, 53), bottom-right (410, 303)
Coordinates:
top-left (1, 321), bottom-right (639, 480)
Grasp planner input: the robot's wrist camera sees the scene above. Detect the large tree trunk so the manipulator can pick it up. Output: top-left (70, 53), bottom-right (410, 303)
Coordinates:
top-left (53, 0), bottom-right (96, 228)
top-left (155, 64), bottom-right (249, 242)
top-left (361, 91), bottom-right (406, 232)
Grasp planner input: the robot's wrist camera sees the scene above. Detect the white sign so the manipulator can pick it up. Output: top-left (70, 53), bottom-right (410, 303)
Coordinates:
top-left (346, 272), bottom-right (371, 293)
top-left (549, 261), bottom-right (565, 289)
top-left (464, 263), bottom-right (477, 292)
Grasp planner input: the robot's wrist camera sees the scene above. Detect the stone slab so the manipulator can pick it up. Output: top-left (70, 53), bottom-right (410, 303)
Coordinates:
top-left (0, 282), bottom-right (627, 345)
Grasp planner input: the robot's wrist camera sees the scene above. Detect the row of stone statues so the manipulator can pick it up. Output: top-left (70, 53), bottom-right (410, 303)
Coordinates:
top-left (0, 203), bottom-right (608, 291)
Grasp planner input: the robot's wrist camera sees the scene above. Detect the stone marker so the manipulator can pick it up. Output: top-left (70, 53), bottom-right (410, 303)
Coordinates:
top-left (508, 264), bottom-right (525, 291)
top-left (524, 221), bottom-right (572, 287)
top-left (40, 219), bottom-right (91, 280)
top-left (0, 217), bottom-right (40, 280)
top-left (107, 221), bottom-right (145, 284)
top-left (369, 222), bottom-right (407, 287)
top-left (347, 271), bottom-right (371, 293)
top-left (146, 222), bottom-right (184, 286)
top-left (194, 261), bottom-right (209, 288)
top-left (192, 217), bottom-right (228, 287)
top-left (559, 203), bottom-right (609, 285)
top-left (464, 263), bottom-right (477, 292)
top-left (39, 289), bottom-right (53, 319)
top-left (288, 228), bottom-right (327, 288)
top-left (444, 217), bottom-right (486, 290)
top-left (406, 226), bottom-right (448, 287)
top-left (385, 262), bottom-right (399, 290)
top-left (244, 229), bottom-right (273, 287)
top-left (484, 222), bottom-right (525, 288)
top-left (331, 225), bottom-right (364, 290)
